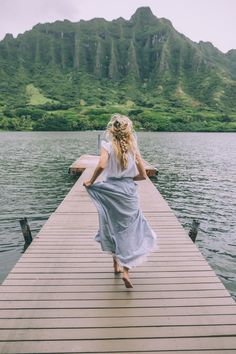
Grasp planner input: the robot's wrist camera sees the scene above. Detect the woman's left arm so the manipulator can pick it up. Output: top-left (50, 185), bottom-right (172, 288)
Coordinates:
top-left (133, 151), bottom-right (148, 181)
top-left (83, 147), bottom-right (109, 187)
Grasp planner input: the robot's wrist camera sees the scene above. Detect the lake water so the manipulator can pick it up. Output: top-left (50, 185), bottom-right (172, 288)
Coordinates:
top-left (0, 131), bottom-right (235, 299)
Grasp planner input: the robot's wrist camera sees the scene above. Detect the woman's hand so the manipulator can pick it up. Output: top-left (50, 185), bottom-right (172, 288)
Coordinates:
top-left (83, 180), bottom-right (93, 188)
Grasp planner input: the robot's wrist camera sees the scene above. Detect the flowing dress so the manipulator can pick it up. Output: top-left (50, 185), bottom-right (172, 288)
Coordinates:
top-left (85, 140), bottom-right (157, 269)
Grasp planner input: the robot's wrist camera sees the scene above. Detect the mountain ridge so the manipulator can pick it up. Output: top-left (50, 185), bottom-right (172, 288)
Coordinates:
top-left (0, 6), bottom-right (236, 131)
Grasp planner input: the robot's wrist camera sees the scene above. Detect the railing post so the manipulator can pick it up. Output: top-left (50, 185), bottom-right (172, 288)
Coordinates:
top-left (19, 217), bottom-right (33, 250)
top-left (188, 219), bottom-right (200, 243)
top-left (97, 134), bottom-right (101, 155)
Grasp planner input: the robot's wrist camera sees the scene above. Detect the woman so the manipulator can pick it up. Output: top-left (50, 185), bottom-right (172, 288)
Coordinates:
top-left (83, 114), bottom-right (157, 288)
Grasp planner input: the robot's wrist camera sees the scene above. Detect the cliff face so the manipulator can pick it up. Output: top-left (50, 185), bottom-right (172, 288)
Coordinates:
top-left (0, 6), bottom-right (236, 111)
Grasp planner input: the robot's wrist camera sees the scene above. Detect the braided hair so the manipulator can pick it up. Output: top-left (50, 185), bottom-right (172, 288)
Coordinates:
top-left (106, 114), bottom-right (137, 170)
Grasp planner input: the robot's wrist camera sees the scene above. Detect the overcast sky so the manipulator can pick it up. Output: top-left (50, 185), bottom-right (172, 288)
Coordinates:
top-left (0, 0), bottom-right (235, 53)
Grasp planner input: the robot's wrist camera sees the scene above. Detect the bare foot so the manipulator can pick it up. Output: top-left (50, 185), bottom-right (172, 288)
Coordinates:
top-left (122, 266), bottom-right (133, 288)
top-left (113, 258), bottom-right (122, 274)
top-left (114, 266), bottom-right (122, 274)
top-left (122, 276), bottom-right (133, 288)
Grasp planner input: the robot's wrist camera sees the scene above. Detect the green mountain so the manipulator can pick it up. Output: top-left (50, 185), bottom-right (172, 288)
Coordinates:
top-left (0, 7), bottom-right (236, 131)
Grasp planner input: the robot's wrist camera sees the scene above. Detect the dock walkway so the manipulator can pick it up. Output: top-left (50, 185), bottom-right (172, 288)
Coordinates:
top-left (0, 156), bottom-right (236, 353)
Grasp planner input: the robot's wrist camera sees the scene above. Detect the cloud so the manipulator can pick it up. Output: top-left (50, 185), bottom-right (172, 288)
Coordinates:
top-left (0, 0), bottom-right (80, 39)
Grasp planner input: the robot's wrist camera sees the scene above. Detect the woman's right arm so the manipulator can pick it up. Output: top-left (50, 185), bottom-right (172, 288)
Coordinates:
top-left (133, 152), bottom-right (147, 181)
top-left (83, 147), bottom-right (109, 187)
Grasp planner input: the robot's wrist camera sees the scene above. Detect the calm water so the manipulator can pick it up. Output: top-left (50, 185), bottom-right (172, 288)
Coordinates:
top-left (0, 131), bottom-right (235, 299)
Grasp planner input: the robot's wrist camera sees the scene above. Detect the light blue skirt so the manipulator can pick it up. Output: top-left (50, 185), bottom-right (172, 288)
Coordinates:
top-left (86, 177), bottom-right (157, 269)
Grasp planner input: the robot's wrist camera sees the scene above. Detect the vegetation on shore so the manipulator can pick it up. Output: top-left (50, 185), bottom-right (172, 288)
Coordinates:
top-left (1, 89), bottom-right (235, 132)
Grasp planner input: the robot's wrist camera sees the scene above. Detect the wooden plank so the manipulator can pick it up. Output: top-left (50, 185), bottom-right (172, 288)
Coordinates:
top-left (15, 260), bottom-right (212, 267)
top-left (31, 237), bottom-right (192, 243)
top-left (2, 276), bottom-right (222, 286)
top-left (16, 259), bottom-right (207, 264)
top-left (17, 250), bottom-right (201, 255)
top-left (1, 325), bottom-right (236, 341)
top-left (0, 282), bottom-right (226, 292)
top-left (23, 249), bottom-right (203, 255)
top-left (1, 337), bottom-right (236, 353)
top-left (31, 239), bottom-right (191, 244)
top-left (24, 245), bottom-right (199, 251)
top-left (0, 289), bottom-right (230, 301)
top-left (5, 271), bottom-right (219, 279)
top-left (19, 253), bottom-right (204, 258)
top-left (1, 314), bottom-right (236, 329)
top-left (11, 266), bottom-right (213, 273)
top-left (0, 297), bottom-right (234, 309)
top-left (1, 305), bottom-right (236, 319)
top-left (7, 269), bottom-right (218, 279)
top-left (33, 234), bottom-right (191, 240)
top-left (36, 231), bottom-right (188, 237)
top-left (27, 240), bottom-right (194, 246)
top-left (55, 200), bottom-right (173, 213)
top-left (15, 257), bottom-right (210, 263)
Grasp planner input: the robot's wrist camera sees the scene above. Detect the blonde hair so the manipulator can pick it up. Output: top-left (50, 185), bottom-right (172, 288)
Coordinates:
top-left (106, 113), bottom-right (137, 170)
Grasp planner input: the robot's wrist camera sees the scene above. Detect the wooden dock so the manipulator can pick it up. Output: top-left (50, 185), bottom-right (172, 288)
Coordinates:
top-left (0, 155), bottom-right (236, 353)
top-left (69, 154), bottom-right (158, 176)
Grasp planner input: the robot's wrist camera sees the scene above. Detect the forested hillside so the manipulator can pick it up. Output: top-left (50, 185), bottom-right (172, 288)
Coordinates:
top-left (0, 7), bottom-right (236, 131)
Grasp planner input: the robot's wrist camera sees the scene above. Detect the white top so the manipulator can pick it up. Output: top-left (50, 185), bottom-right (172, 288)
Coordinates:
top-left (101, 140), bottom-right (139, 179)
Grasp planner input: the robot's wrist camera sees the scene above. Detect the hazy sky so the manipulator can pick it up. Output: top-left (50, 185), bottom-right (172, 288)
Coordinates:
top-left (0, 0), bottom-right (235, 53)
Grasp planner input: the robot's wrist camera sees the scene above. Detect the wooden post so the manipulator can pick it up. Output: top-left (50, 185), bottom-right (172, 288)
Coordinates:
top-left (188, 219), bottom-right (200, 243)
top-left (19, 217), bottom-right (33, 249)
top-left (97, 134), bottom-right (101, 155)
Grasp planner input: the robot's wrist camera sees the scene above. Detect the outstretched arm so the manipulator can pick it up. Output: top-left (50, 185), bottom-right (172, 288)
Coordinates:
top-left (133, 152), bottom-right (147, 181)
top-left (83, 147), bottom-right (109, 187)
